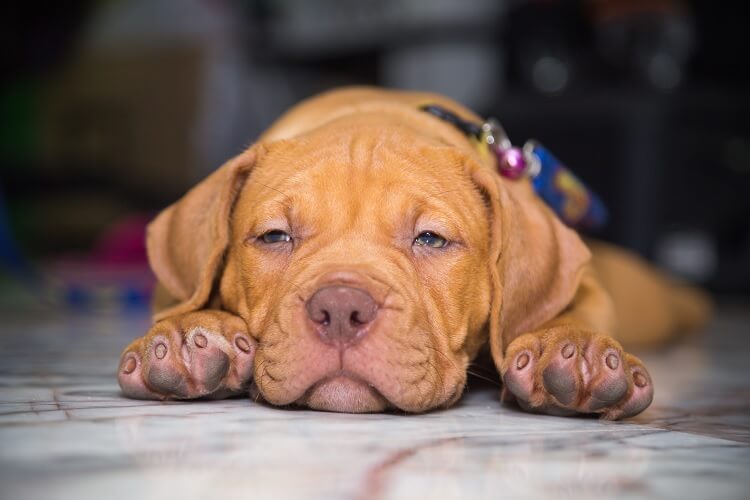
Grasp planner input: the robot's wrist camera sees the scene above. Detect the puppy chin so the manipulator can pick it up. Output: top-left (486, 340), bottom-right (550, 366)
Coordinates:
top-left (299, 375), bottom-right (390, 413)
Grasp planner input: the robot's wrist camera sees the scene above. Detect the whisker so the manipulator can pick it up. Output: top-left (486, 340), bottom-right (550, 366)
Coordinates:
top-left (466, 369), bottom-right (502, 387)
top-left (254, 359), bottom-right (268, 399)
top-left (467, 362), bottom-right (500, 376)
top-left (423, 357), bottom-right (444, 403)
top-left (423, 343), bottom-right (464, 397)
top-left (424, 344), bottom-right (460, 374)
top-left (411, 188), bottom-right (466, 217)
top-left (255, 181), bottom-right (294, 211)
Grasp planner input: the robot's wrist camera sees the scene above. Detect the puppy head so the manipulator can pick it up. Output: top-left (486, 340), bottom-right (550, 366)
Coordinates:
top-left (148, 110), bottom-right (588, 413)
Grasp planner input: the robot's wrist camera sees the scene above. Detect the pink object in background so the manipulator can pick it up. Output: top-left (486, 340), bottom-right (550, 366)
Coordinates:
top-left (92, 214), bottom-right (151, 265)
top-left (42, 214), bottom-right (156, 311)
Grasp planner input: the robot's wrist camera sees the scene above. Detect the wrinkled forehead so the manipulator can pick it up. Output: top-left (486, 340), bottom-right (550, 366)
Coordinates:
top-left (235, 113), bottom-right (488, 236)
top-left (256, 113), bottom-right (477, 194)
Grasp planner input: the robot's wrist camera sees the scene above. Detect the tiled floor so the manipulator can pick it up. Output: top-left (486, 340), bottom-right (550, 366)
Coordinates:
top-left (1, 305), bottom-right (749, 500)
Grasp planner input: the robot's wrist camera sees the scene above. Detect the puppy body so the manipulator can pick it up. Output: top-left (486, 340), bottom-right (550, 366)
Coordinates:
top-left (120, 87), bottom-right (709, 418)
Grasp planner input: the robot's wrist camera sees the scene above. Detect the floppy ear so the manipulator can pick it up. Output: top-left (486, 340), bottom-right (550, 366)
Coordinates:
top-left (147, 147), bottom-right (257, 322)
top-left (472, 167), bottom-right (591, 367)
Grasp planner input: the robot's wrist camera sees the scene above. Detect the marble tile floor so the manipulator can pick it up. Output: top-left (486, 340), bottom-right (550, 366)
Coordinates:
top-left (1, 305), bottom-right (749, 500)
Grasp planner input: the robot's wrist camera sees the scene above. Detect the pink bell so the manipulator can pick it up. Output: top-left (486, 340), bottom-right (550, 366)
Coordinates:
top-left (497, 147), bottom-right (527, 179)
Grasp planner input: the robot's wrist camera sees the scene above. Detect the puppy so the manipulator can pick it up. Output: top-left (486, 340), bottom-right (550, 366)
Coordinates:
top-left (118, 87), bottom-right (709, 419)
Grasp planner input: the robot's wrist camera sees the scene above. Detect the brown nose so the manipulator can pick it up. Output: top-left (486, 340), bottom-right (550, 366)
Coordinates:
top-left (306, 286), bottom-right (378, 345)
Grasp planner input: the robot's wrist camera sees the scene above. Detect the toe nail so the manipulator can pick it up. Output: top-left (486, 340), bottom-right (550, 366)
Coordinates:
top-left (154, 342), bottom-right (167, 360)
top-left (633, 372), bottom-right (648, 387)
top-left (235, 336), bottom-right (251, 353)
top-left (606, 353), bottom-right (620, 370)
top-left (562, 344), bottom-right (575, 359)
top-left (516, 353), bottom-right (530, 369)
top-left (122, 357), bottom-right (136, 374)
top-left (194, 334), bottom-right (208, 348)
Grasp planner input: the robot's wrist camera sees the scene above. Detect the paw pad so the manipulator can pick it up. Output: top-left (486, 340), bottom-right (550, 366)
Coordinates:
top-left (122, 356), bottom-right (137, 375)
top-left (561, 344), bottom-right (575, 359)
top-left (154, 342), bottom-right (167, 359)
top-left (117, 312), bottom-right (256, 401)
top-left (235, 336), bottom-right (252, 353)
top-left (194, 333), bottom-right (208, 348)
top-left (516, 353), bottom-right (530, 369)
top-left (501, 331), bottom-right (653, 419)
top-left (605, 353), bottom-right (619, 370)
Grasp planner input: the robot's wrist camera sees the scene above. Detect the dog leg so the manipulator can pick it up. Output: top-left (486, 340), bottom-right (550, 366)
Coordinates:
top-left (117, 310), bottom-right (256, 400)
top-left (498, 270), bottom-right (654, 419)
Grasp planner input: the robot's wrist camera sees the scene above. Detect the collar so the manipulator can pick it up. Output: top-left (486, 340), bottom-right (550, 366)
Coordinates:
top-left (421, 104), bottom-right (608, 230)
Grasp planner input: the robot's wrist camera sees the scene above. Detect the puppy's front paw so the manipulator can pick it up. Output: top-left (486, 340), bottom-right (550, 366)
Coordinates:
top-left (500, 328), bottom-right (653, 420)
top-left (118, 311), bottom-right (256, 400)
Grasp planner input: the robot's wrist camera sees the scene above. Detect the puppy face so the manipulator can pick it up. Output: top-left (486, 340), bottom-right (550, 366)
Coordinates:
top-left (222, 115), bottom-right (492, 412)
top-left (148, 92), bottom-right (589, 414)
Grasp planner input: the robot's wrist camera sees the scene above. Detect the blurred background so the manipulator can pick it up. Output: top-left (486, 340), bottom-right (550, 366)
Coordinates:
top-left (0, 0), bottom-right (748, 314)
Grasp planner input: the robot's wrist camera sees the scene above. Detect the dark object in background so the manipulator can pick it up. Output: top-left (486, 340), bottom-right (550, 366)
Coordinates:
top-left (498, 88), bottom-right (750, 294)
top-left (505, 0), bottom-right (695, 94)
top-left (505, 1), bottom-right (581, 96)
top-left (499, 1), bottom-right (748, 294)
top-left (590, 0), bottom-right (694, 91)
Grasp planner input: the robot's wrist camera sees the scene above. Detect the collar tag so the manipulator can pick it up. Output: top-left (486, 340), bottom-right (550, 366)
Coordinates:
top-left (481, 119), bottom-right (540, 180)
top-left (525, 140), bottom-right (609, 230)
top-left (421, 105), bottom-right (608, 229)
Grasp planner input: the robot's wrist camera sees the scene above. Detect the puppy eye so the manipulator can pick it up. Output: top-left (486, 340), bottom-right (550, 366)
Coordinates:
top-left (413, 231), bottom-right (448, 248)
top-left (260, 230), bottom-right (292, 244)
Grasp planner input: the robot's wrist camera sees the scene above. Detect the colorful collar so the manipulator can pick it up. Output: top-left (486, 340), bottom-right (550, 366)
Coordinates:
top-left (421, 105), bottom-right (608, 230)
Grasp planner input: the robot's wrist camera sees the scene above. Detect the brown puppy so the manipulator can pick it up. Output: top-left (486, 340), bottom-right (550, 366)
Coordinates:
top-left (118, 87), bottom-right (710, 419)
